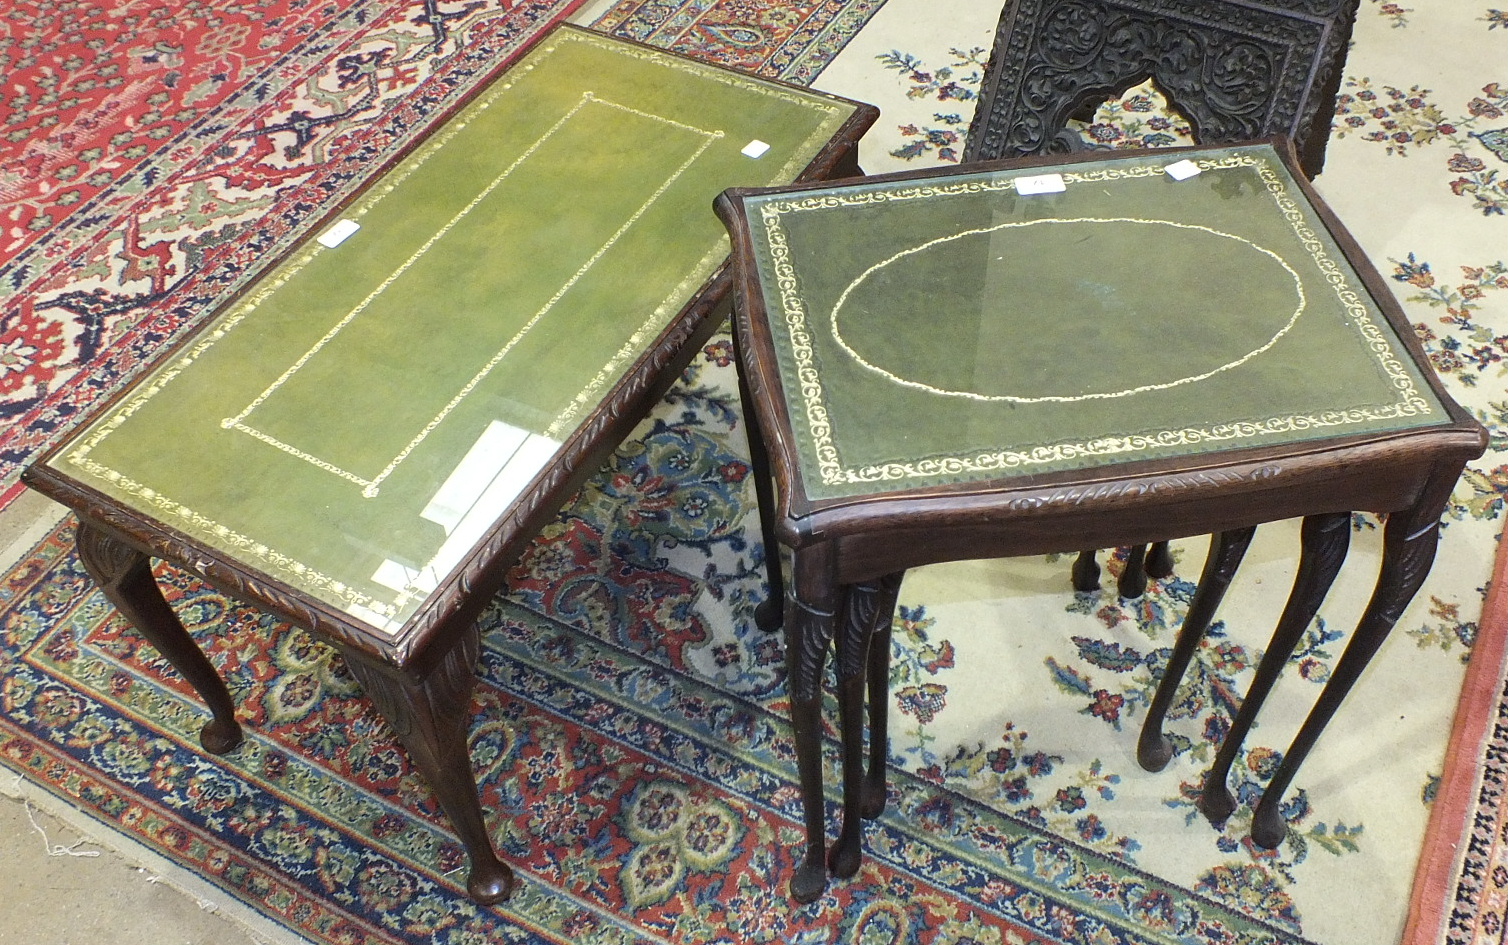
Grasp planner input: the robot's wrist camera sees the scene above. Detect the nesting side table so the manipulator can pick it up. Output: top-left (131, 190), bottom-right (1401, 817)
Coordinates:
top-left (716, 138), bottom-right (1487, 902)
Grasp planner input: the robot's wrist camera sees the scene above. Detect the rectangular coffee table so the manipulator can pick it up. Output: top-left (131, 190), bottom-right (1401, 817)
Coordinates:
top-left (21, 24), bottom-right (875, 904)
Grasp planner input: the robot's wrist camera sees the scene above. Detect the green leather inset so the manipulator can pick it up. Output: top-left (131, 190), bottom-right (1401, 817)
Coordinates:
top-left (742, 146), bottom-right (1447, 500)
top-left (52, 27), bottom-right (860, 632)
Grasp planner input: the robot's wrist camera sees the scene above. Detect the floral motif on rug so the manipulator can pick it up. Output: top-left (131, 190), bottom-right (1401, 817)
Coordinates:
top-left (1366, 0), bottom-right (1412, 28)
top-left (1392, 255), bottom-right (1508, 531)
top-left (1333, 80), bottom-right (1508, 214)
top-left (875, 46), bottom-right (988, 162)
top-left (1396, 257), bottom-right (1508, 390)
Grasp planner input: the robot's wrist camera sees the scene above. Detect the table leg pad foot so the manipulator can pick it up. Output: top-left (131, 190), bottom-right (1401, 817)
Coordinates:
top-left (860, 781), bottom-right (887, 820)
top-left (827, 842), bottom-right (862, 880)
top-left (1250, 801), bottom-right (1287, 850)
top-left (790, 859), bottom-right (827, 904)
top-left (1070, 551), bottom-right (1100, 592)
top-left (754, 597), bottom-right (783, 633)
top-left (467, 862), bottom-right (516, 905)
top-left (1117, 545), bottom-right (1150, 600)
top-left (1199, 783), bottom-right (1237, 824)
top-left (1136, 733), bottom-right (1173, 772)
top-left (199, 719), bottom-right (243, 755)
top-left (1146, 542), bottom-right (1175, 579)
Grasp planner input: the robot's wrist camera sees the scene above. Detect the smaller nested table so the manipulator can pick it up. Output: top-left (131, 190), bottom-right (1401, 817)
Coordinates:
top-left (22, 25), bottom-right (876, 904)
top-left (715, 137), bottom-right (1486, 903)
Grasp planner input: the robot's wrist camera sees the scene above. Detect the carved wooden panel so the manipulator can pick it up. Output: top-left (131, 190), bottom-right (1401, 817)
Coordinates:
top-left (964, 0), bottom-right (1359, 177)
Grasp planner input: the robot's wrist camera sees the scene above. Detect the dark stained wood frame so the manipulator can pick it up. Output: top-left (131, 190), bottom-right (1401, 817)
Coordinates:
top-left (715, 136), bottom-right (1487, 903)
top-left (22, 25), bottom-right (878, 905)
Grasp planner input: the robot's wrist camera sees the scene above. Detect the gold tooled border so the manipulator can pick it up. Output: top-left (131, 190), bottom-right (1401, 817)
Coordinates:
top-left (754, 153), bottom-right (1435, 488)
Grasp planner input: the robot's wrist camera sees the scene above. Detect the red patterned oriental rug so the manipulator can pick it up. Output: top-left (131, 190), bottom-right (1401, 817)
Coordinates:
top-left (592, 0), bottom-right (888, 84)
top-left (0, 0), bottom-right (586, 508)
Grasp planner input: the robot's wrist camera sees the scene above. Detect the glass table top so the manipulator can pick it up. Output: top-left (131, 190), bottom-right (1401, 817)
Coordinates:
top-left (737, 143), bottom-right (1449, 501)
top-left (42, 27), bottom-right (863, 635)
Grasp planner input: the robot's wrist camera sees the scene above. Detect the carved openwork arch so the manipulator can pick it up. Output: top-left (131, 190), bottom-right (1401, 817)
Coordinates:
top-left (965, 0), bottom-right (1359, 177)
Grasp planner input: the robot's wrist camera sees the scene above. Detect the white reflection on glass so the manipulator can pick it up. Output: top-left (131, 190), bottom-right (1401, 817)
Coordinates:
top-left (371, 420), bottom-right (561, 600)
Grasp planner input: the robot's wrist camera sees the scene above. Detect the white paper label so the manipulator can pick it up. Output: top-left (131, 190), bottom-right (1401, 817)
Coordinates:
top-left (1014, 173), bottom-right (1066, 195)
top-left (742, 139), bottom-right (771, 159)
top-left (1164, 159), bottom-right (1201, 181)
top-left (317, 219), bottom-right (361, 248)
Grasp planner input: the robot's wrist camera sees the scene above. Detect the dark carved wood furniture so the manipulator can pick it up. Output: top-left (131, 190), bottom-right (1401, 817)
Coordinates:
top-left (962, 0), bottom-right (1361, 599)
top-left (963, 0), bottom-right (1360, 178)
top-left (21, 26), bottom-right (876, 905)
top-left (715, 138), bottom-right (1485, 903)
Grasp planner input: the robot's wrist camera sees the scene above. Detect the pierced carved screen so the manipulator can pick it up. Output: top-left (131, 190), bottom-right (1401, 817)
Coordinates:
top-left (964, 0), bottom-right (1359, 178)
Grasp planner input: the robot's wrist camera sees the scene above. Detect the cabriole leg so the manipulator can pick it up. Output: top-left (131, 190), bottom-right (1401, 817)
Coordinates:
top-left (829, 570), bottom-right (907, 881)
top-left (1138, 527), bottom-right (1256, 771)
top-left (1201, 512), bottom-right (1349, 823)
top-left (75, 522), bottom-right (242, 754)
top-left (783, 549), bottom-right (840, 903)
top-left (340, 630), bottom-right (514, 904)
top-left (1145, 541), bottom-right (1175, 580)
top-left (733, 328), bottom-right (785, 632)
top-left (1251, 493), bottom-right (1451, 848)
top-left (1118, 543), bottom-right (1151, 600)
top-left (1071, 549), bottom-right (1101, 592)
top-left (863, 571), bottom-right (905, 820)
